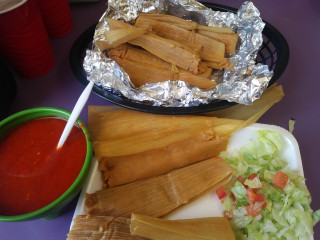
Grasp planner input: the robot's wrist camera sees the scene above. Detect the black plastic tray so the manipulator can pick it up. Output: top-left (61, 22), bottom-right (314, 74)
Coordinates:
top-left (70, 2), bottom-right (289, 115)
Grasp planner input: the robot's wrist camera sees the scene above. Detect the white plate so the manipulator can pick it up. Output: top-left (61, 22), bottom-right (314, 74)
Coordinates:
top-left (70, 123), bottom-right (312, 239)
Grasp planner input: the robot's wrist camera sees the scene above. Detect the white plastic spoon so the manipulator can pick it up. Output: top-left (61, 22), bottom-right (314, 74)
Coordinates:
top-left (57, 81), bottom-right (94, 149)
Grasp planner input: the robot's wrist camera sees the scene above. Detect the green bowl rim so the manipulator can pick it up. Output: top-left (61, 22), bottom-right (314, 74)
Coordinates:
top-left (0, 107), bottom-right (92, 221)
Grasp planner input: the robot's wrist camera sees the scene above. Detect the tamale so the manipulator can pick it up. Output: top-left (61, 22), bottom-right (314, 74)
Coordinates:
top-left (197, 29), bottom-right (239, 54)
top-left (109, 44), bottom-right (209, 75)
top-left (96, 27), bottom-right (148, 50)
top-left (88, 106), bottom-right (246, 157)
top-left (130, 213), bottom-right (235, 240)
top-left (135, 17), bottom-right (225, 62)
top-left (108, 18), bottom-right (199, 56)
top-left (99, 130), bottom-right (228, 187)
top-left (67, 215), bottom-right (149, 240)
top-left (129, 33), bottom-right (200, 74)
top-left (109, 44), bottom-right (169, 70)
top-left (107, 18), bottom-right (201, 74)
top-left (205, 58), bottom-right (234, 70)
top-left (137, 13), bottom-right (234, 34)
top-left (109, 45), bottom-right (216, 89)
top-left (85, 157), bottom-right (234, 217)
top-left (111, 55), bottom-right (216, 89)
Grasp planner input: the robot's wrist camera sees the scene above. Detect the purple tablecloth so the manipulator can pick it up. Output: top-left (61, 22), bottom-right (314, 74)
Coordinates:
top-left (1, 0), bottom-right (320, 239)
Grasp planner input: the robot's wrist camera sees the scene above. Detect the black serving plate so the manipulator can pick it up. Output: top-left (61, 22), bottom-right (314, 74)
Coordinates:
top-left (69, 2), bottom-right (289, 115)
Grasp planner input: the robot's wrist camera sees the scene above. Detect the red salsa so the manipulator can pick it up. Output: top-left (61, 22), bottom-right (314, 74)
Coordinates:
top-left (0, 117), bottom-right (87, 215)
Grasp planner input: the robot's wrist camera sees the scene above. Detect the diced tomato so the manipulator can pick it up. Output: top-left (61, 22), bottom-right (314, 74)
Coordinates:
top-left (236, 176), bottom-right (246, 185)
top-left (272, 171), bottom-right (289, 189)
top-left (255, 193), bottom-right (267, 208)
top-left (246, 203), bottom-right (261, 217)
top-left (216, 186), bottom-right (227, 200)
top-left (246, 189), bottom-right (256, 203)
top-left (248, 173), bottom-right (258, 180)
top-left (255, 193), bottom-right (265, 202)
top-left (246, 189), bottom-right (267, 208)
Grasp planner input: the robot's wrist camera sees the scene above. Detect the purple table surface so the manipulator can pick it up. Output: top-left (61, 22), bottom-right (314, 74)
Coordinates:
top-left (1, 0), bottom-right (320, 239)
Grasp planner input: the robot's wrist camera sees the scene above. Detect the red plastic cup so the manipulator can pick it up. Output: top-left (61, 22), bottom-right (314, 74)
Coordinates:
top-left (35, 0), bottom-right (73, 38)
top-left (0, 0), bottom-right (55, 79)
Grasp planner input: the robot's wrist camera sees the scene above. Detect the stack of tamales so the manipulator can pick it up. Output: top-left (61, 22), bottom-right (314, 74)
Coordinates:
top-left (67, 106), bottom-right (251, 239)
top-left (96, 14), bottom-right (239, 89)
top-left (87, 106), bottom-right (249, 188)
top-left (67, 84), bottom-right (285, 239)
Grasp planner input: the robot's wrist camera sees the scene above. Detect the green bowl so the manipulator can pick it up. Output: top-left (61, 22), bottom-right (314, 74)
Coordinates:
top-left (0, 107), bottom-right (92, 222)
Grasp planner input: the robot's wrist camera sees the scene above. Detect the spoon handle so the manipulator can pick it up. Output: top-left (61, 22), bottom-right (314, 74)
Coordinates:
top-left (57, 81), bottom-right (94, 149)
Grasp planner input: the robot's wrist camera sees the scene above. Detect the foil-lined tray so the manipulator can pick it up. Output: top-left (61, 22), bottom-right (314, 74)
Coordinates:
top-left (71, 0), bottom-right (288, 114)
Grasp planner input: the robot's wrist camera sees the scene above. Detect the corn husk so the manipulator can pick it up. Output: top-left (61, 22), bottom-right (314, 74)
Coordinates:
top-left (135, 17), bottom-right (225, 63)
top-left (197, 29), bottom-right (239, 54)
top-left (85, 157), bottom-right (234, 218)
top-left (137, 14), bottom-right (234, 34)
top-left (201, 84), bottom-right (285, 121)
top-left (99, 130), bottom-right (228, 187)
top-left (88, 106), bottom-right (247, 158)
top-left (96, 27), bottom-right (148, 50)
top-left (67, 215), bottom-right (149, 240)
top-left (109, 44), bottom-right (210, 75)
top-left (130, 213), bottom-right (235, 240)
top-left (107, 18), bottom-right (201, 74)
top-left (110, 56), bottom-right (216, 89)
top-left (129, 33), bottom-right (200, 74)
top-left (109, 44), bottom-right (215, 89)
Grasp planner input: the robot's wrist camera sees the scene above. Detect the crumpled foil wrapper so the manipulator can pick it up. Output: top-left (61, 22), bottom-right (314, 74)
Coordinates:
top-left (83, 0), bottom-right (273, 107)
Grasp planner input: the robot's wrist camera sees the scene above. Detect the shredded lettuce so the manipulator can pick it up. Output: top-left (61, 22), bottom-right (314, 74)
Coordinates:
top-left (244, 176), bottom-right (262, 189)
top-left (232, 181), bottom-right (249, 207)
top-left (313, 209), bottom-right (320, 225)
top-left (220, 130), bottom-right (318, 240)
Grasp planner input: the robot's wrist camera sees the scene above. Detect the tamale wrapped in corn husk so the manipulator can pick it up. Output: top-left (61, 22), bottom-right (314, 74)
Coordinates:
top-left (107, 19), bottom-right (201, 74)
top-left (67, 215), bottom-right (149, 240)
top-left (88, 106), bottom-right (246, 187)
top-left (129, 33), bottom-right (200, 74)
top-left (137, 13), bottom-right (234, 34)
top-left (109, 44), bottom-right (210, 76)
top-left (109, 44), bottom-right (215, 89)
top-left (95, 27), bottom-right (148, 50)
top-left (111, 55), bottom-right (216, 89)
top-left (197, 29), bottom-right (239, 54)
top-left (88, 106), bottom-right (247, 157)
top-left (85, 157), bottom-right (234, 217)
top-left (135, 17), bottom-right (226, 63)
top-left (130, 213), bottom-right (235, 240)
top-left (109, 44), bottom-right (169, 70)
top-left (99, 130), bottom-right (228, 187)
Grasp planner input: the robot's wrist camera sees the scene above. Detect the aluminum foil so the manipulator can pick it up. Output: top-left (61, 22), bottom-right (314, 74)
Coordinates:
top-left (83, 0), bottom-right (273, 107)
